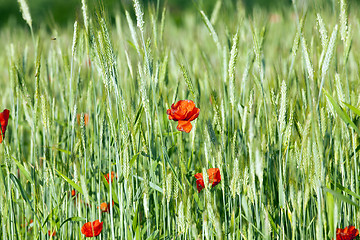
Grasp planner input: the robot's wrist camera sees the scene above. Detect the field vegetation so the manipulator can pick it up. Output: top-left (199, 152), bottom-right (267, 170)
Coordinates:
top-left (1, 0), bottom-right (360, 239)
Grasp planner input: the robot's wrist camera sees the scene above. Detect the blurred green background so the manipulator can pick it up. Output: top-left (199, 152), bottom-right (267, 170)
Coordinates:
top-left (1, 0), bottom-right (359, 29)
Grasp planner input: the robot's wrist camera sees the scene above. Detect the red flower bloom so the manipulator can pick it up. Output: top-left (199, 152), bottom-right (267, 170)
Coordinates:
top-left (99, 200), bottom-right (115, 213)
top-left (71, 189), bottom-right (76, 197)
top-left (81, 220), bottom-right (103, 237)
top-left (194, 168), bottom-right (221, 193)
top-left (336, 226), bottom-right (359, 240)
top-left (104, 171), bottom-right (116, 184)
top-left (167, 100), bottom-right (200, 133)
top-left (77, 113), bottom-right (89, 126)
top-left (48, 230), bottom-right (56, 237)
top-left (0, 109), bottom-right (10, 143)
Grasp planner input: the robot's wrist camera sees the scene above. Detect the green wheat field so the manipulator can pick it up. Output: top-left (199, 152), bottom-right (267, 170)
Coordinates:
top-left (2, 0), bottom-right (360, 239)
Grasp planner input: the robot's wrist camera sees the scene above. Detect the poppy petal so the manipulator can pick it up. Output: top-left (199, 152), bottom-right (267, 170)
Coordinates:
top-left (194, 168), bottom-right (221, 193)
top-left (194, 173), bottom-right (205, 193)
top-left (81, 220), bottom-right (103, 237)
top-left (0, 109), bottom-right (10, 143)
top-left (167, 100), bottom-right (199, 133)
top-left (208, 168), bottom-right (221, 187)
top-left (178, 100), bottom-right (196, 120)
top-left (336, 226), bottom-right (359, 240)
top-left (177, 121), bottom-right (192, 133)
top-left (187, 107), bottom-right (200, 121)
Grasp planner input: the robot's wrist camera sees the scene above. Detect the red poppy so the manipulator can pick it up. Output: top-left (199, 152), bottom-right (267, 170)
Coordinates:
top-left (194, 168), bottom-right (221, 193)
top-left (99, 200), bottom-right (115, 213)
top-left (70, 189), bottom-right (78, 201)
top-left (336, 226), bottom-right (359, 240)
top-left (81, 220), bottom-right (103, 237)
top-left (48, 230), bottom-right (56, 237)
top-left (0, 109), bottom-right (10, 143)
top-left (77, 113), bottom-right (89, 126)
top-left (104, 171), bottom-right (116, 184)
top-left (71, 189), bottom-right (76, 197)
top-left (167, 100), bottom-right (200, 133)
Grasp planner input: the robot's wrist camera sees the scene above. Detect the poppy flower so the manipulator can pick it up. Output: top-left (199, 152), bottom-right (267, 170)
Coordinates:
top-left (48, 230), bottom-right (56, 237)
top-left (71, 189), bottom-right (77, 197)
top-left (104, 171), bottom-right (116, 184)
top-left (194, 168), bottom-right (221, 193)
top-left (77, 113), bottom-right (89, 126)
top-left (167, 100), bottom-right (200, 133)
top-left (0, 109), bottom-right (10, 143)
top-left (336, 226), bottom-right (359, 240)
top-left (70, 189), bottom-right (78, 201)
top-left (99, 200), bottom-right (115, 213)
top-left (81, 220), bottom-right (103, 237)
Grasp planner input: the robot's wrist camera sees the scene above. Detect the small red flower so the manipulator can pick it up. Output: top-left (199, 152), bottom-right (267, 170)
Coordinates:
top-left (81, 220), bottom-right (103, 237)
top-left (104, 171), bottom-right (116, 184)
top-left (194, 168), bottom-right (221, 193)
top-left (99, 200), bottom-right (115, 213)
top-left (71, 189), bottom-right (76, 197)
top-left (0, 109), bottom-right (10, 143)
top-left (77, 113), bottom-right (89, 126)
top-left (48, 230), bottom-right (56, 237)
top-left (336, 226), bottom-right (359, 240)
top-left (167, 100), bottom-right (200, 133)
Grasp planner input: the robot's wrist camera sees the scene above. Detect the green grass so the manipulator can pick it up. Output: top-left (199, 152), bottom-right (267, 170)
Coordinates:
top-left (1, 0), bottom-right (360, 239)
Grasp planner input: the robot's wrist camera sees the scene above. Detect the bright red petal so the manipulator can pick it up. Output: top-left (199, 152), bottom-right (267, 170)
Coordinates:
top-left (48, 230), bottom-right (56, 237)
top-left (194, 173), bottom-right (205, 193)
top-left (187, 107), bottom-right (200, 121)
top-left (208, 168), bottom-right (221, 187)
top-left (81, 220), bottom-right (103, 237)
top-left (167, 100), bottom-right (199, 121)
top-left (177, 121), bottom-right (192, 133)
top-left (105, 171), bottom-right (115, 184)
top-left (0, 109), bottom-right (10, 143)
top-left (336, 226), bottom-right (359, 240)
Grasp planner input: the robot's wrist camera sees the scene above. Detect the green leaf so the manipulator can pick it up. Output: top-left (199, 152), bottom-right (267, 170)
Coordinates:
top-left (324, 89), bottom-right (360, 135)
top-left (10, 173), bottom-right (40, 224)
top-left (162, 146), bottom-right (185, 192)
top-left (59, 217), bottom-right (86, 229)
top-left (146, 230), bottom-right (159, 240)
top-left (326, 191), bottom-right (335, 235)
top-left (193, 192), bottom-right (203, 211)
top-left (48, 146), bottom-right (72, 156)
top-left (11, 157), bottom-right (34, 185)
top-left (132, 202), bottom-right (140, 232)
top-left (343, 102), bottom-right (360, 117)
top-left (55, 169), bottom-right (83, 194)
top-left (135, 225), bottom-right (141, 240)
top-left (129, 152), bottom-right (140, 168)
top-left (42, 193), bottom-right (67, 228)
top-left (229, 211), bottom-right (235, 233)
top-left (350, 144), bottom-right (360, 158)
top-left (134, 175), bottom-right (163, 193)
top-left (335, 183), bottom-right (360, 200)
top-left (323, 187), bottom-right (360, 208)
